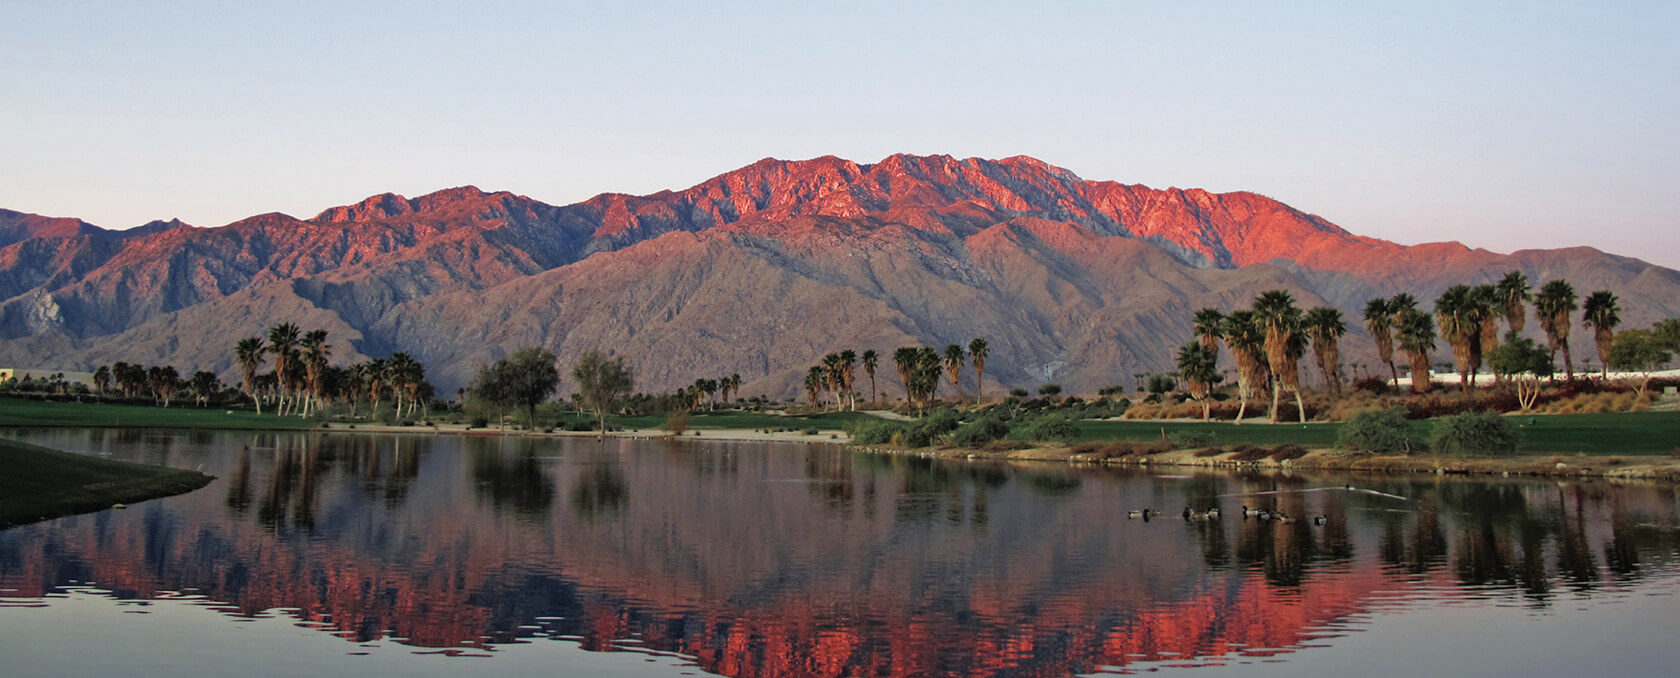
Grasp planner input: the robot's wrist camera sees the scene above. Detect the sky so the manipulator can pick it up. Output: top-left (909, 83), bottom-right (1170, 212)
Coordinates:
top-left (3, 1), bottom-right (1676, 268)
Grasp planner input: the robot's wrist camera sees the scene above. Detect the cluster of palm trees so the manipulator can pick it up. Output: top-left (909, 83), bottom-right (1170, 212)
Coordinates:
top-left (1183, 292), bottom-right (1345, 423)
top-left (799, 338), bottom-right (990, 413)
top-left (1179, 272), bottom-right (1627, 423)
top-left (233, 324), bottom-right (431, 419)
top-left (1361, 272), bottom-right (1620, 392)
top-left (682, 374), bottom-right (743, 410)
top-left (89, 362), bottom-right (224, 407)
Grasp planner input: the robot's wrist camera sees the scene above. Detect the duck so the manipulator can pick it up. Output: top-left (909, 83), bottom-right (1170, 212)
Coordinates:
top-left (1313, 514), bottom-right (1329, 526)
top-left (1127, 508), bottom-right (1149, 519)
top-left (1275, 512), bottom-right (1297, 523)
top-left (1205, 507), bottom-right (1222, 519)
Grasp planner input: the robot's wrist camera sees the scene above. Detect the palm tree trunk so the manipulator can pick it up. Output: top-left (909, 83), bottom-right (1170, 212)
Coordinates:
top-left (1270, 381), bottom-right (1281, 424)
top-left (1294, 389), bottom-right (1307, 424)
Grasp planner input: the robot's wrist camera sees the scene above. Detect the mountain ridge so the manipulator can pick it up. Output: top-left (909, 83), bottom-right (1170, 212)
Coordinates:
top-left (1, 154), bottom-right (1675, 397)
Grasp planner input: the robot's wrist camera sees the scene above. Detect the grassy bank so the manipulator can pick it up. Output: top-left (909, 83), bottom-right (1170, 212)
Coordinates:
top-left (0, 438), bottom-right (215, 529)
top-left (1061, 411), bottom-right (1679, 456)
top-left (0, 397), bottom-right (314, 431)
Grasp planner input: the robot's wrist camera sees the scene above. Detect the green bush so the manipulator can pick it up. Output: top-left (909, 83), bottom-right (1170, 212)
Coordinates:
top-left (900, 410), bottom-right (964, 448)
top-left (1016, 414), bottom-right (1081, 443)
top-left (1337, 408), bottom-right (1422, 455)
top-left (1167, 430), bottom-right (1215, 448)
top-left (849, 420), bottom-right (904, 445)
top-left (949, 415), bottom-right (1009, 447)
top-left (1432, 411), bottom-right (1520, 456)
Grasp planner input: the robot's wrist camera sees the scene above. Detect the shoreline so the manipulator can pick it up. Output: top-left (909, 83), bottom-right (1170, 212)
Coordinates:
top-left (849, 443), bottom-right (1680, 482)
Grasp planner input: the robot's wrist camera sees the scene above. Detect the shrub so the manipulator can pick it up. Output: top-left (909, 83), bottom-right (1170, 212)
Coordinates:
top-left (1269, 443), bottom-right (1309, 462)
top-left (1009, 388), bottom-right (1030, 398)
top-left (949, 415), bottom-right (1009, 447)
top-left (1038, 383), bottom-right (1063, 397)
top-left (849, 420), bottom-right (905, 446)
top-left (1016, 414), bottom-right (1081, 443)
top-left (1431, 412), bottom-right (1520, 457)
top-left (1225, 444), bottom-right (1272, 462)
top-left (663, 409), bottom-right (690, 435)
top-left (1167, 430), bottom-right (1215, 449)
top-left (1336, 408), bottom-right (1423, 455)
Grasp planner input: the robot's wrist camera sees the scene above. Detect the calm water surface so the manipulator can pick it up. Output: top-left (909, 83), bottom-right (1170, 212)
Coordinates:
top-left (1, 429), bottom-right (1677, 677)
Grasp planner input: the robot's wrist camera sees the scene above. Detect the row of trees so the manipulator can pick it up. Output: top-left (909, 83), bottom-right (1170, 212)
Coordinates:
top-left (232, 324), bottom-right (432, 420)
top-left (84, 362), bottom-right (226, 407)
top-left (1175, 272), bottom-right (1672, 422)
top-left (800, 339), bottom-right (991, 413)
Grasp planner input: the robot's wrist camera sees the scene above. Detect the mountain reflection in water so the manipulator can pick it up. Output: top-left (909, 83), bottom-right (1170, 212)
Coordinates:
top-left (1, 429), bottom-right (1677, 676)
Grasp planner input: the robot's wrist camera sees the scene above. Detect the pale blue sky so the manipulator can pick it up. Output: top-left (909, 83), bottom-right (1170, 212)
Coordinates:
top-left (3, 1), bottom-right (1676, 267)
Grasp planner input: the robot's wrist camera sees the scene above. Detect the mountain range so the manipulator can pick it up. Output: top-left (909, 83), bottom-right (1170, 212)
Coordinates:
top-left (3, 153), bottom-right (1677, 397)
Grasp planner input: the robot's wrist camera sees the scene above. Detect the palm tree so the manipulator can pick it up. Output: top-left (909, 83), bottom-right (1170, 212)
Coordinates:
top-left (92, 365), bottom-right (111, 397)
top-left (1396, 308), bottom-right (1437, 393)
top-left (1496, 271), bottom-right (1530, 335)
top-left (913, 347), bottom-right (943, 414)
top-left (235, 336), bottom-right (267, 414)
top-left (1474, 285), bottom-right (1501, 383)
top-left (860, 350), bottom-right (880, 406)
top-left (367, 357), bottom-right (388, 415)
top-left (266, 323), bottom-right (300, 415)
top-left (1220, 310), bottom-right (1269, 425)
top-left (1303, 306), bottom-right (1347, 395)
top-left (892, 347), bottom-right (919, 404)
top-left (1534, 279), bottom-right (1579, 381)
top-left (967, 338), bottom-right (989, 404)
top-left (1362, 298), bottom-right (1398, 387)
top-left (727, 373), bottom-right (742, 407)
top-left (299, 329), bottom-right (330, 417)
top-left (804, 366), bottom-right (825, 409)
top-left (821, 353), bottom-right (844, 411)
top-left (1252, 290), bottom-right (1307, 423)
top-left (838, 349), bottom-right (858, 410)
top-left (1192, 308), bottom-right (1224, 358)
top-left (1175, 341), bottom-right (1219, 420)
top-left (1581, 290), bottom-right (1620, 379)
top-left (942, 344), bottom-right (966, 405)
top-left (1434, 285), bottom-right (1491, 391)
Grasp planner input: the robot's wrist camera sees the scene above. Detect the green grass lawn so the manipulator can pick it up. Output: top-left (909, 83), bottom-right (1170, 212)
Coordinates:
top-left (1066, 411), bottom-right (1679, 456)
top-left (0, 397), bottom-right (314, 431)
top-left (604, 409), bottom-right (878, 431)
top-left (0, 437), bottom-right (214, 528)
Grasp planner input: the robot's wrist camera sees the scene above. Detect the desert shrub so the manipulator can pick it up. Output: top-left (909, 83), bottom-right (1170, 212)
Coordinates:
top-left (1167, 430), bottom-right (1215, 449)
top-left (848, 420), bottom-right (904, 446)
top-left (1070, 440), bottom-right (1171, 459)
top-left (949, 415), bottom-right (1009, 447)
top-left (663, 409), bottom-right (690, 435)
top-left (1268, 443), bottom-right (1309, 462)
top-left (1336, 408), bottom-right (1423, 455)
top-left (896, 410), bottom-right (964, 447)
top-left (1226, 444), bottom-right (1273, 462)
top-left (1352, 376), bottom-right (1393, 395)
top-left (470, 416), bottom-right (490, 428)
top-left (1432, 412), bottom-right (1519, 457)
top-left (1009, 388), bottom-right (1030, 398)
top-left (1015, 414), bottom-right (1081, 443)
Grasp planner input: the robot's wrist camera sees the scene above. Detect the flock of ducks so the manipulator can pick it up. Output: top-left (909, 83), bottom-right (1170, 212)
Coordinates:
top-left (1127, 505), bottom-right (1329, 525)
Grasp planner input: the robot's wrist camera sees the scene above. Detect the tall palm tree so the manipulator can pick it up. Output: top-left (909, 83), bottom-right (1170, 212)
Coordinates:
top-left (913, 347), bottom-right (943, 414)
top-left (942, 344), bottom-right (966, 405)
top-left (804, 366), bottom-right (824, 409)
top-left (1474, 285), bottom-right (1502, 383)
top-left (837, 349), bottom-right (858, 411)
top-left (1496, 271), bottom-right (1530, 335)
top-left (727, 373), bottom-right (742, 407)
top-left (860, 349), bottom-right (879, 406)
top-left (266, 323), bottom-right (300, 415)
top-left (821, 353), bottom-right (844, 411)
top-left (1534, 279), bottom-right (1579, 380)
top-left (967, 338), bottom-right (989, 404)
top-left (1175, 341), bottom-right (1219, 421)
top-left (300, 329), bottom-right (330, 417)
top-left (367, 357), bottom-right (388, 415)
top-left (1434, 285), bottom-right (1488, 391)
top-left (1253, 290), bottom-right (1307, 423)
top-left (1192, 308), bottom-right (1224, 359)
top-left (1581, 290), bottom-right (1620, 379)
top-left (235, 336), bottom-right (267, 414)
top-left (892, 347), bottom-right (919, 403)
top-left (1396, 308), bottom-right (1437, 394)
top-left (1220, 310), bottom-right (1269, 425)
top-left (1363, 298), bottom-right (1398, 387)
top-left (1303, 306), bottom-right (1347, 395)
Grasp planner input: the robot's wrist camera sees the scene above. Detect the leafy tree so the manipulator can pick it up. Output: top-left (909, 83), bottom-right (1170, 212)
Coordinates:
top-left (1581, 290), bottom-right (1621, 379)
top-left (861, 349), bottom-right (879, 406)
top-left (1432, 412), bottom-right (1519, 457)
top-left (1654, 319), bottom-right (1680, 351)
top-left (1607, 329), bottom-right (1673, 398)
top-left (1175, 341), bottom-right (1219, 420)
top-left (572, 350), bottom-right (635, 435)
top-left (1534, 279), bottom-right (1579, 381)
top-left (1363, 297), bottom-right (1399, 387)
top-left (967, 338), bottom-right (989, 404)
top-left (234, 336), bottom-right (266, 414)
top-left (1488, 332), bottom-right (1553, 410)
top-left (1303, 306), bottom-right (1347, 395)
top-left (1038, 383), bottom-right (1063, 397)
top-left (474, 347), bottom-right (561, 430)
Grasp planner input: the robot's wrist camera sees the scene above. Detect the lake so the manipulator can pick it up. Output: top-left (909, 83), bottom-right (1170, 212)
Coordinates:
top-left (1, 429), bottom-right (1677, 677)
